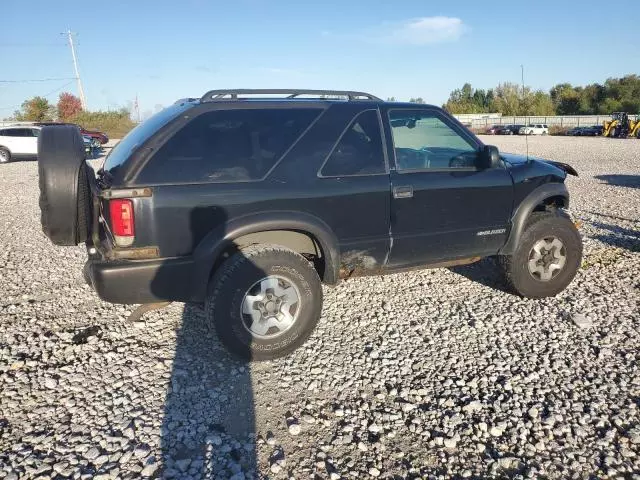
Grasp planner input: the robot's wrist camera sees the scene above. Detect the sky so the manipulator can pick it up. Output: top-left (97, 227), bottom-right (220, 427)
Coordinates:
top-left (1, 0), bottom-right (637, 119)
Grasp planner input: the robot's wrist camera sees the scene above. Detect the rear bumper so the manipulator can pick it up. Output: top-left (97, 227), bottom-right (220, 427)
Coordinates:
top-left (84, 256), bottom-right (198, 304)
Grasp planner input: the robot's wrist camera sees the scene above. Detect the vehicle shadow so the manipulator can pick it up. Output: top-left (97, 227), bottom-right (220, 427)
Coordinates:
top-left (449, 257), bottom-right (512, 294)
top-left (159, 303), bottom-right (258, 478)
top-left (594, 174), bottom-right (640, 189)
top-left (589, 221), bottom-right (640, 253)
top-left (151, 206), bottom-right (261, 478)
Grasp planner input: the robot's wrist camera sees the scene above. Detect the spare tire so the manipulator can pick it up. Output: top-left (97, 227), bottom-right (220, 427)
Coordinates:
top-left (38, 125), bottom-right (92, 246)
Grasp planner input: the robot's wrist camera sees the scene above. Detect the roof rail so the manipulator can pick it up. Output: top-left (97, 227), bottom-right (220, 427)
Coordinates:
top-left (174, 97), bottom-right (198, 104)
top-left (200, 89), bottom-right (382, 103)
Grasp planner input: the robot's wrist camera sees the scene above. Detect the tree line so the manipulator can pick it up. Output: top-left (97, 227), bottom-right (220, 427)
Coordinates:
top-left (7, 93), bottom-right (136, 138)
top-left (442, 74), bottom-right (640, 116)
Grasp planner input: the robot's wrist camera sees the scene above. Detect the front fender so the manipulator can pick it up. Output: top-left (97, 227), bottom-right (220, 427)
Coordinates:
top-left (191, 210), bottom-right (341, 301)
top-left (499, 183), bottom-right (569, 255)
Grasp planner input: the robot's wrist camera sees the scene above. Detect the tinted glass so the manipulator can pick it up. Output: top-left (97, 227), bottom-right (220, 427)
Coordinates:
top-left (104, 101), bottom-right (193, 173)
top-left (389, 110), bottom-right (478, 171)
top-left (320, 110), bottom-right (385, 177)
top-left (6, 129), bottom-right (27, 137)
top-left (139, 108), bottom-right (320, 183)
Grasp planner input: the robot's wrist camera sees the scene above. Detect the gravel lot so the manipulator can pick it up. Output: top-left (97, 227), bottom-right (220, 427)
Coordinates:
top-left (0, 136), bottom-right (639, 479)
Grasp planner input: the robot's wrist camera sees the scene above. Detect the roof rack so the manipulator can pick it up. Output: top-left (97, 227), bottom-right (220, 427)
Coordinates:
top-left (200, 89), bottom-right (382, 103)
top-left (174, 97), bottom-right (198, 104)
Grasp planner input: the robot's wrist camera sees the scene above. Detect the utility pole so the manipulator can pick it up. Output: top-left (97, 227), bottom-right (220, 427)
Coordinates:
top-left (520, 64), bottom-right (527, 116)
top-left (64, 29), bottom-right (87, 109)
top-left (134, 94), bottom-right (140, 123)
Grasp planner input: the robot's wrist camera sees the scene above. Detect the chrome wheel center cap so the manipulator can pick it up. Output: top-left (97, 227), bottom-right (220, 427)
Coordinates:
top-left (265, 301), bottom-right (277, 314)
top-left (241, 275), bottom-right (301, 339)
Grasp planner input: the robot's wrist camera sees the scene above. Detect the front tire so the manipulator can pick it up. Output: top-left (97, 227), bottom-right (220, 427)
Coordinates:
top-left (206, 244), bottom-right (323, 361)
top-left (0, 147), bottom-right (11, 163)
top-left (499, 211), bottom-right (582, 298)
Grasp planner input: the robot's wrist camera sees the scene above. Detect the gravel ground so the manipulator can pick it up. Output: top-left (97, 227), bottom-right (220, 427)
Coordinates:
top-left (0, 136), bottom-right (639, 479)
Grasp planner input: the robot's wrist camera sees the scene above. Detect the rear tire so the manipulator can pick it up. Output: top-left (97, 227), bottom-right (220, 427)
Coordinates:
top-left (206, 244), bottom-right (323, 361)
top-left (0, 147), bottom-right (11, 163)
top-left (38, 125), bottom-right (92, 246)
top-left (499, 211), bottom-right (582, 298)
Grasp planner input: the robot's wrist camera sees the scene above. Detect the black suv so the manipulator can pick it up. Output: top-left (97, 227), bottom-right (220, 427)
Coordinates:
top-left (38, 89), bottom-right (582, 360)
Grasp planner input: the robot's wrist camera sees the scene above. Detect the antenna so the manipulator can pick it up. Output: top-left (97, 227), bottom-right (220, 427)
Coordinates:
top-left (521, 64), bottom-right (529, 160)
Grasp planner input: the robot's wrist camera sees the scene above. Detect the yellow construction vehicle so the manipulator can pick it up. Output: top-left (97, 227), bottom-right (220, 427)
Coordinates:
top-left (603, 112), bottom-right (630, 138)
top-left (629, 115), bottom-right (640, 138)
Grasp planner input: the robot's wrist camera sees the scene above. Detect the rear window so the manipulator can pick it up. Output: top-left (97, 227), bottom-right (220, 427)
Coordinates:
top-left (104, 102), bottom-right (193, 173)
top-left (138, 108), bottom-right (321, 184)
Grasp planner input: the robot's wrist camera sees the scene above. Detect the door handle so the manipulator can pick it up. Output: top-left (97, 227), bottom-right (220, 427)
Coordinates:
top-left (393, 185), bottom-right (413, 199)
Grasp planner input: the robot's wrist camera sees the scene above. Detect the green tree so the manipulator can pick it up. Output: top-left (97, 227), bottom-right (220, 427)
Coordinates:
top-left (550, 83), bottom-right (581, 115)
top-left (530, 90), bottom-right (555, 115)
top-left (603, 75), bottom-right (640, 113)
top-left (409, 97), bottom-right (425, 104)
top-left (491, 82), bottom-right (523, 115)
top-left (18, 96), bottom-right (55, 121)
top-left (386, 97), bottom-right (396, 102)
top-left (443, 83), bottom-right (495, 113)
top-left (71, 108), bottom-right (136, 138)
top-left (579, 83), bottom-right (605, 114)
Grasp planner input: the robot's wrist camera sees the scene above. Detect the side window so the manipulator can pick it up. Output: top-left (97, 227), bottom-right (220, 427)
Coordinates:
top-left (31, 129), bottom-right (40, 137)
top-left (15, 129), bottom-right (32, 137)
top-left (139, 108), bottom-right (321, 184)
top-left (389, 110), bottom-right (478, 171)
top-left (3, 129), bottom-right (20, 137)
top-left (320, 110), bottom-right (386, 177)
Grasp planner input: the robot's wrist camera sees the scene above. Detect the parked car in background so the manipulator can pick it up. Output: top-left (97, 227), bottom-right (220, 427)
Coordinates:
top-left (581, 125), bottom-right (603, 136)
top-left (566, 127), bottom-right (584, 136)
top-left (0, 126), bottom-right (40, 163)
top-left (80, 127), bottom-right (109, 145)
top-left (485, 124), bottom-right (503, 135)
top-left (497, 124), bottom-right (523, 135)
top-left (519, 124), bottom-right (549, 135)
top-left (36, 122), bottom-right (109, 145)
top-left (82, 135), bottom-right (94, 156)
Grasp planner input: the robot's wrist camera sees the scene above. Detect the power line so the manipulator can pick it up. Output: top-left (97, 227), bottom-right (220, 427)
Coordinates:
top-left (41, 80), bottom-right (75, 99)
top-left (0, 80), bottom-right (75, 111)
top-left (0, 42), bottom-right (66, 47)
top-left (0, 77), bottom-right (76, 84)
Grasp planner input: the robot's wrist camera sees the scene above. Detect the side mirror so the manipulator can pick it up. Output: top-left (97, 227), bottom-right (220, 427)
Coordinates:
top-left (478, 145), bottom-right (501, 169)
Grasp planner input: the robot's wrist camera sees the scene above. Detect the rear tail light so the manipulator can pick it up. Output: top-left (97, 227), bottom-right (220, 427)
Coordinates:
top-left (109, 199), bottom-right (135, 247)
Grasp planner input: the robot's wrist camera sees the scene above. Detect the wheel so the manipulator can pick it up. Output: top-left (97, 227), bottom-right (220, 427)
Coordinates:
top-left (542, 131), bottom-right (548, 136)
top-left (499, 211), bottom-right (582, 298)
top-left (0, 147), bottom-right (11, 163)
top-left (38, 125), bottom-right (92, 246)
top-left (509, 131), bottom-right (514, 135)
top-left (206, 244), bottom-right (323, 361)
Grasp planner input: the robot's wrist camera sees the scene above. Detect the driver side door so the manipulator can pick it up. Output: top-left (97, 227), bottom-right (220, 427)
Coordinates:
top-left (384, 107), bottom-right (514, 268)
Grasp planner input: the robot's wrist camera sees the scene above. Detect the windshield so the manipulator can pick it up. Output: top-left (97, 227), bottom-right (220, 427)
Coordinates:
top-left (103, 101), bottom-right (194, 173)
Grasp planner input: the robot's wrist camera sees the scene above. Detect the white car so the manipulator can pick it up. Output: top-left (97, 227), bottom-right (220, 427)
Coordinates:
top-left (519, 124), bottom-right (549, 135)
top-left (0, 126), bottom-right (41, 163)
